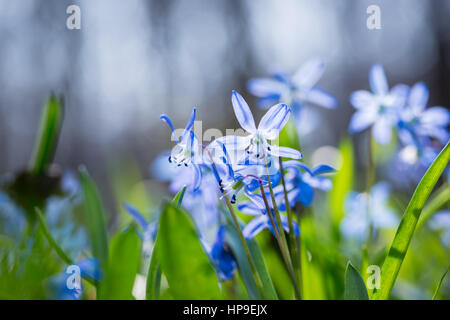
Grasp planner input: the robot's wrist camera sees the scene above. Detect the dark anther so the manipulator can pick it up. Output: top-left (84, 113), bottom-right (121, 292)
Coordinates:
top-left (168, 156), bottom-right (172, 163)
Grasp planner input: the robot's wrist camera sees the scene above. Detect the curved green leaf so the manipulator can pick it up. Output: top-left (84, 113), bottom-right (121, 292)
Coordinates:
top-left (98, 226), bottom-right (141, 299)
top-left (344, 261), bottom-right (369, 300)
top-left (29, 94), bottom-right (64, 175)
top-left (79, 166), bottom-right (109, 271)
top-left (158, 202), bottom-right (222, 299)
top-left (35, 208), bottom-right (73, 265)
top-left (145, 187), bottom-right (186, 300)
top-left (372, 142), bottom-right (450, 300)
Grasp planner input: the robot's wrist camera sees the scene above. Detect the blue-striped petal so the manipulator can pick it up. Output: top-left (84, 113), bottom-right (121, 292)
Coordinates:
top-left (231, 90), bottom-right (257, 133)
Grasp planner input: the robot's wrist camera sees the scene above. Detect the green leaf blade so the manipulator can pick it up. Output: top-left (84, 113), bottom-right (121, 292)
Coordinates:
top-left (372, 142), bottom-right (450, 300)
top-left (225, 222), bottom-right (278, 300)
top-left (30, 94), bottom-right (64, 175)
top-left (158, 202), bottom-right (222, 299)
top-left (79, 166), bottom-right (109, 271)
top-left (98, 226), bottom-right (141, 300)
top-left (344, 261), bottom-right (369, 300)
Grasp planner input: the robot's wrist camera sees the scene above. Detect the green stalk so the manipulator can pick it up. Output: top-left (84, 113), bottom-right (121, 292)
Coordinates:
top-left (203, 146), bottom-right (264, 298)
top-left (263, 154), bottom-right (289, 252)
top-left (259, 182), bottom-right (301, 299)
top-left (224, 196), bottom-right (265, 298)
top-left (278, 158), bottom-right (301, 284)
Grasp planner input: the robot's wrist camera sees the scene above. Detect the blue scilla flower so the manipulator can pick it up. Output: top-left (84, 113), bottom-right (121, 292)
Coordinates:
top-left (160, 108), bottom-right (202, 190)
top-left (214, 91), bottom-right (302, 166)
top-left (398, 82), bottom-right (450, 146)
top-left (238, 189), bottom-right (300, 239)
top-left (48, 258), bottom-right (101, 300)
top-left (340, 182), bottom-right (399, 242)
top-left (349, 64), bottom-right (409, 145)
top-left (274, 161), bottom-right (334, 208)
top-left (152, 152), bottom-right (220, 240)
top-left (247, 58), bottom-right (337, 111)
top-left (428, 210), bottom-right (450, 247)
top-left (209, 226), bottom-right (237, 281)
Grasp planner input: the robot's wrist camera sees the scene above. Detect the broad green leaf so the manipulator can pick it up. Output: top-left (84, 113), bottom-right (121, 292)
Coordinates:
top-left (372, 142), bottom-right (450, 300)
top-left (146, 238), bottom-right (161, 300)
top-left (225, 221), bottom-right (278, 300)
top-left (98, 226), bottom-right (141, 299)
top-left (35, 208), bottom-right (73, 265)
top-left (344, 261), bottom-right (369, 300)
top-left (158, 202), bottom-right (222, 299)
top-left (79, 166), bottom-right (109, 271)
top-left (145, 186), bottom-right (186, 300)
top-left (330, 138), bottom-right (354, 236)
top-left (29, 94), bottom-right (64, 175)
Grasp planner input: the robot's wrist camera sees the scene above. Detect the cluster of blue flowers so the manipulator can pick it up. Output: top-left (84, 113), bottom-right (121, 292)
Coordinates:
top-left (349, 64), bottom-right (449, 164)
top-left (341, 64), bottom-right (449, 242)
top-left (129, 60), bottom-right (448, 283)
top-left (146, 60), bottom-right (339, 281)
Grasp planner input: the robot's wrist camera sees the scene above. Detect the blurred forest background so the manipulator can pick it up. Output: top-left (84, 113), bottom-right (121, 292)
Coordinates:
top-left (0, 0), bottom-right (449, 218)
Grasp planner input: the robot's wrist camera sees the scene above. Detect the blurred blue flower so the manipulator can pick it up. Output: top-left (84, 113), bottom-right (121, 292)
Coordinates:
top-left (123, 203), bottom-right (157, 242)
top-left (428, 210), bottom-right (450, 247)
top-left (349, 64), bottom-right (409, 145)
top-left (209, 226), bottom-right (237, 281)
top-left (213, 91), bottom-right (302, 165)
top-left (340, 182), bottom-right (399, 241)
top-left (398, 82), bottom-right (450, 146)
top-left (247, 58), bottom-right (337, 111)
top-left (238, 189), bottom-right (299, 239)
top-left (160, 107), bottom-right (202, 190)
top-left (48, 257), bottom-right (101, 300)
top-left (274, 160), bottom-right (334, 208)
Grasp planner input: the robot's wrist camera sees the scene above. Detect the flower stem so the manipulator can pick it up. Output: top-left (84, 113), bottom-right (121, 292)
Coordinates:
top-left (203, 145), bottom-right (265, 298)
top-left (262, 154), bottom-right (289, 252)
top-left (259, 182), bottom-right (301, 299)
top-left (278, 158), bottom-right (301, 286)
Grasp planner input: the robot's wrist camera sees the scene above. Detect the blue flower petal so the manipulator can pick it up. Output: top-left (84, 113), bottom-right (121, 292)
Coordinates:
top-left (369, 63), bottom-right (388, 96)
top-left (181, 107), bottom-right (197, 142)
top-left (231, 90), bottom-right (257, 133)
top-left (408, 82), bottom-right (428, 111)
top-left (123, 203), bottom-right (149, 231)
top-left (372, 116), bottom-right (392, 145)
top-left (298, 181), bottom-right (314, 207)
top-left (160, 114), bottom-right (179, 143)
top-left (269, 146), bottom-right (302, 159)
top-left (292, 58), bottom-right (325, 91)
top-left (258, 103), bottom-right (291, 140)
top-left (306, 87), bottom-right (338, 109)
top-left (243, 215), bottom-right (268, 239)
top-left (312, 164), bottom-right (335, 175)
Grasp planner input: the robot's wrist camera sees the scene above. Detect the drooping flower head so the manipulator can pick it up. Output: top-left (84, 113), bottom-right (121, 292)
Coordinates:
top-left (247, 58), bottom-right (337, 111)
top-left (160, 108), bottom-right (202, 190)
top-left (340, 182), bottom-right (399, 241)
top-left (349, 64), bottom-right (409, 145)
